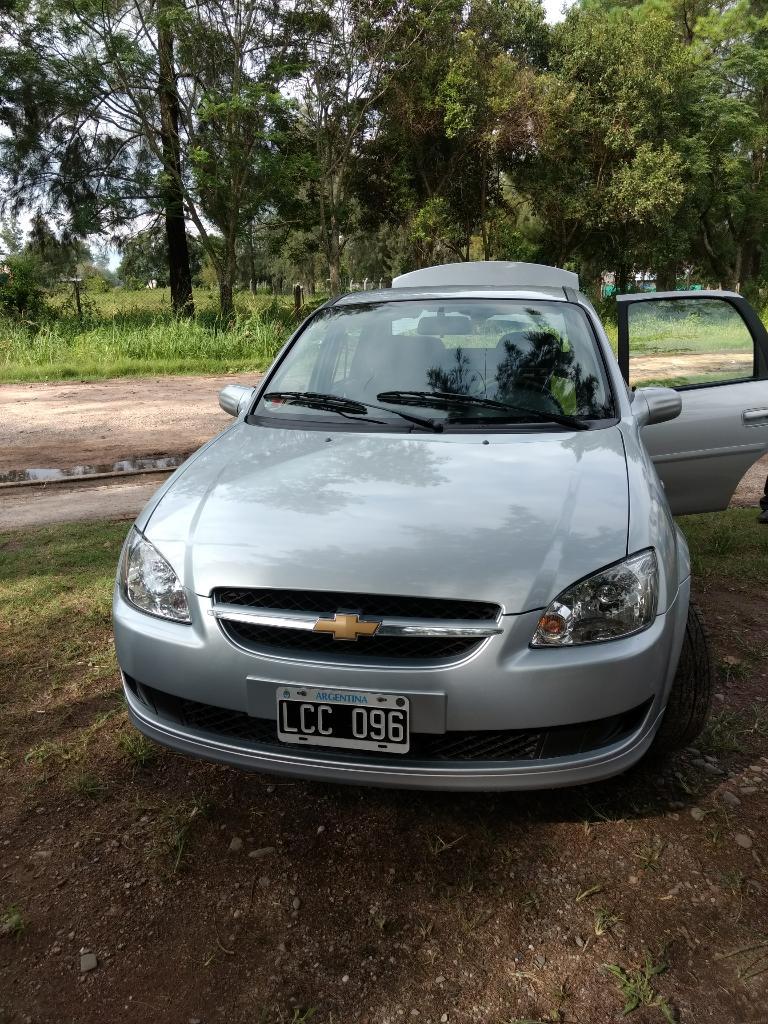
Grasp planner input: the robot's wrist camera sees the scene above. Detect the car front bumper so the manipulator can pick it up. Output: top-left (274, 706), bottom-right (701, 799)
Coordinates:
top-left (113, 577), bottom-right (690, 791)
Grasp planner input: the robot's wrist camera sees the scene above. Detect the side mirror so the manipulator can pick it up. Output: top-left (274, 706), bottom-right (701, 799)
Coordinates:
top-left (219, 383), bottom-right (256, 418)
top-left (631, 386), bottom-right (682, 427)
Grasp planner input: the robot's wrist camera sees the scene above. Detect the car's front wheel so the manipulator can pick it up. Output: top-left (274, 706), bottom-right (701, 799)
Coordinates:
top-left (652, 603), bottom-right (714, 753)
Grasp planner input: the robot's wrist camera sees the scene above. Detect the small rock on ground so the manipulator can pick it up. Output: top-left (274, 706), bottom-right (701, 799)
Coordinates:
top-left (690, 807), bottom-right (706, 821)
top-left (735, 833), bottom-right (753, 849)
top-left (228, 837), bottom-right (243, 854)
top-left (721, 791), bottom-right (741, 808)
top-left (80, 953), bottom-right (98, 973)
top-left (248, 847), bottom-right (275, 859)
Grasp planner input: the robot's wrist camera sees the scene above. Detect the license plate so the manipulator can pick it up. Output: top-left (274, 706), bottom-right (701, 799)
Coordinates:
top-left (276, 686), bottom-right (410, 753)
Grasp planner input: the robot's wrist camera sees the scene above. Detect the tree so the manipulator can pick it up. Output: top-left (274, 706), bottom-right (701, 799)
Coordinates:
top-left (25, 212), bottom-right (92, 284)
top-left (0, 0), bottom-right (189, 309)
top-left (181, 0), bottom-right (304, 315)
top-left (118, 222), bottom-right (204, 287)
top-left (351, 0), bottom-right (548, 269)
top-left (291, 0), bottom-right (452, 291)
top-left (157, 0), bottom-right (195, 314)
top-left (515, 7), bottom-right (710, 289)
top-left (693, 0), bottom-right (768, 294)
top-left (0, 0), bottom-right (310, 318)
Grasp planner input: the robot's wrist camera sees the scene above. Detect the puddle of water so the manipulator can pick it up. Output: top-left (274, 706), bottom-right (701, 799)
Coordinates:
top-left (0, 453), bottom-right (191, 485)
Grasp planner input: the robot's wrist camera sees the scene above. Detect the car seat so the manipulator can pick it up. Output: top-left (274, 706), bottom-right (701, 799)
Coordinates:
top-left (348, 331), bottom-right (448, 398)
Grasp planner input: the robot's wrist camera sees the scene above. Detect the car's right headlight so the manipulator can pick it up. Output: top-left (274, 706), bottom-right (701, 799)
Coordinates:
top-left (121, 529), bottom-right (191, 623)
top-left (531, 549), bottom-right (658, 647)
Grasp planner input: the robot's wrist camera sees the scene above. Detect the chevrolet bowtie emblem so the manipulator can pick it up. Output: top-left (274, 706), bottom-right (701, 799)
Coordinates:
top-left (313, 612), bottom-right (381, 642)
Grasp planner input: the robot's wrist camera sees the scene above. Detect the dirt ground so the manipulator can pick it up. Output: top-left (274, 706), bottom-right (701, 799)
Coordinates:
top-left (631, 352), bottom-right (753, 381)
top-left (0, 375), bottom-right (258, 474)
top-left (0, 474), bottom-right (171, 531)
top-left (1, 517), bottom-right (767, 1024)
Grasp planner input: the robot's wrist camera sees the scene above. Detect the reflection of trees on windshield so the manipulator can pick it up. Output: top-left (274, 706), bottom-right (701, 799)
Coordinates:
top-left (496, 330), bottom-right (610, 415)
top-left (426, 346), bottom-right (477, 394)
top-left (419, 327), bottom-right (612, 417)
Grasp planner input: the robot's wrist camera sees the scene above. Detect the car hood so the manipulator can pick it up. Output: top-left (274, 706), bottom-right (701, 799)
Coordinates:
top-left (144, 422), bottom-right (629, 614)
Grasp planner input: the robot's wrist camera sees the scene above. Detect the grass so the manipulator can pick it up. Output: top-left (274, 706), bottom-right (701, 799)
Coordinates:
top-left (0, 905), bottom-right (25, 939)
top-left (604, 950), bottom-right (675, 1021)
top-left (118, 728), bottom-right (157, 769)
top-left (698, 705), bottom-right (768, 755)
top-left (594, 908), bottom-right (622, 936)
top-left (625, 307), bottom-right (753, 354)
top-left (676, 508), bottom-right (768, 585)
top-left (155, 797), bottom-right (212, 873)
top-left (71, 770), bottom-right (109, 799)
top-left (0, 287), bottom-right (312, 383)
top-left (0, 521), bottom-right (127, 760)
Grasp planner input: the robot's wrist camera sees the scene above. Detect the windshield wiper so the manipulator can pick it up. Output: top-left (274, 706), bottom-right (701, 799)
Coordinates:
top-left (262, 391), bottom-right (443, 432)
top-left (376, 390), bottom-right (591, 430)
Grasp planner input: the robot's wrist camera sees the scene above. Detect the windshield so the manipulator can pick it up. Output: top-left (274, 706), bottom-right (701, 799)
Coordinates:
top-left (254, 298), bottom-right (615, 430)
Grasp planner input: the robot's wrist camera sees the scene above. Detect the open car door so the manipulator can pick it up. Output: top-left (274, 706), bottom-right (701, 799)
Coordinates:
top-left (617, 290), bottom-right (768, 514)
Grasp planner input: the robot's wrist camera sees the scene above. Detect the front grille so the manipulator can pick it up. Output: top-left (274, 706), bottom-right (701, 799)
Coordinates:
top-left (212, 588), bottom-right (500, 663)
top-left (131, 679), bottom-right (651, 763)
top-left (213, 588), bottom-right (501, 621)
top-left (220, 621), bottom-right (482, 661)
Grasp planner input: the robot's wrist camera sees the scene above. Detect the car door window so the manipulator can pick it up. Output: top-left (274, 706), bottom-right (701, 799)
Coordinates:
top-left (617, 290), bottom-right (768, 514)
top-left (626, 297), bottom-right (755, 389)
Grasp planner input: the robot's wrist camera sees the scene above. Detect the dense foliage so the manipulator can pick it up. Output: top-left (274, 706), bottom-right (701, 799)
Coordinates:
top-left (1, 0), bottom-right (768, 316)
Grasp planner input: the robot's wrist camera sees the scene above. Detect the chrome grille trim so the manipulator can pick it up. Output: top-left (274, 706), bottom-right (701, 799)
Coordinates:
top-left (209, 603), bottom-right (503, 639)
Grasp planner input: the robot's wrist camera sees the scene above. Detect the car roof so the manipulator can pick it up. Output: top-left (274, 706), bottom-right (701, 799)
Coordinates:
top-left (332, 285), bottom-right (572, 306)
top-left (392, 261), bottom-right (578, 290)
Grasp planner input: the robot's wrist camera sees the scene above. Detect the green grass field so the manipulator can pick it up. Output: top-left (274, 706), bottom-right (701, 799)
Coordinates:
top-left (0, 288), bottom-right (306, 383)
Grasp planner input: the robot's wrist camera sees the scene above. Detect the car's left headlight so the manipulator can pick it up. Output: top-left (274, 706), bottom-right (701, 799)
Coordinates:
top-left (121, 530), bottom-right (191, 623)
top-left (531, 549), bottom-right (658, 647)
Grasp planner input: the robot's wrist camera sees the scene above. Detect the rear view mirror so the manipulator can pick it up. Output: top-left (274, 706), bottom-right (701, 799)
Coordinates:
top-left (631, 386), bottom-right (682, 427)
top-left (417, 314), bottom-right (472, 336)
top-left (219, 383), bottom-right (256, 417)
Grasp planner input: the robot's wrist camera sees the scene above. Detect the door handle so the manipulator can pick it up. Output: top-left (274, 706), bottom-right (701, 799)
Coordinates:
top-left (742, 409), bottom-right (768, 426)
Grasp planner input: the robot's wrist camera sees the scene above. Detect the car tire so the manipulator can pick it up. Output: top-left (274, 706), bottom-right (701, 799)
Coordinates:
top-left (651, 602), bottom-right (714, 753)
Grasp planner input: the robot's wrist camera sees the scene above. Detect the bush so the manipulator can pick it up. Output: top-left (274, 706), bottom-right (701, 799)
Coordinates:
top-left (84, 272), bottom-right (114, 294)
top-left (0, 254), bottom-right (47, 319)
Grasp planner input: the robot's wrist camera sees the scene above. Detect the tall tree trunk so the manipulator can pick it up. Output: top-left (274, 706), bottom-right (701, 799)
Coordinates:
top-left (158, 0), bottom-right (194, 317)
top-left (219, 274), bottom-right (233, 319)
top-left (327, 213), bottom-right (341, 294)
top-left (616, 264), bottom-right (629, 295)
top-left (655, 260), bottom-right (677, 291)
top-left (738, 239), bottom-right (760, 301)
top-left (247, 226), bottom-right (257, 295)
top-left (218, 229), bottom-right (237, 320)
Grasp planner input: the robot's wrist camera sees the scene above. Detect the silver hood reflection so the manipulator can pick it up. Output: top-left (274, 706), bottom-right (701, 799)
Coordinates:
top-left (143, 422), bottom-right (629, 614)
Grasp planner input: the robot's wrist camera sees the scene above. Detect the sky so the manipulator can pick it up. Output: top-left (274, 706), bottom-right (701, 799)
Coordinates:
top-left (544, 0), bottom-right (571, 22)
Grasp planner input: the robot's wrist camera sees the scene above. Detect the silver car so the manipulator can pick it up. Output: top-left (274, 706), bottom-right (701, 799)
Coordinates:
top-left (113, 262), bottom-right (768, 790)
